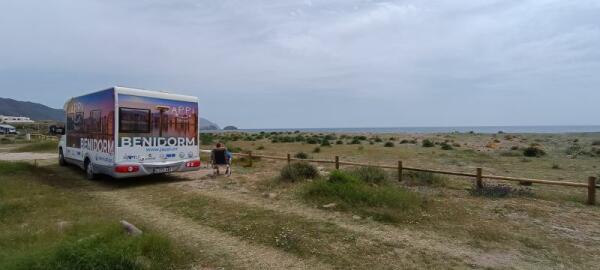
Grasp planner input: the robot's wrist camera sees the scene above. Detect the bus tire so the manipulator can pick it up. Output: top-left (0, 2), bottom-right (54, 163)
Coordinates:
top-left (85, 159), bottom-right (97, 180)
top-left (58, 148), bottom-right (67, 166)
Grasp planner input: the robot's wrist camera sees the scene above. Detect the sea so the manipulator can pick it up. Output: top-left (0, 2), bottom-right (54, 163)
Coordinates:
top-left (205, 126), bottom-right (600, 134)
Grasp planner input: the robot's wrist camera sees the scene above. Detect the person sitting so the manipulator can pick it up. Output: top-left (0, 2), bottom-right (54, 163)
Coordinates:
top-left (211, 143), bottom-right (231, 176)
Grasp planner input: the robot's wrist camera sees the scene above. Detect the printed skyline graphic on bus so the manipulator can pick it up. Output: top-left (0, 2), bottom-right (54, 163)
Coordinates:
top-left (66, 89), bottom-right (115, 154)
top-left (117, 94), bottom-right (198, 148)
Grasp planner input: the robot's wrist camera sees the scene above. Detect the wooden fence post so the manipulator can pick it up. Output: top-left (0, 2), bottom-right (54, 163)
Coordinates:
top-left (248, 151), bottom-right (253, 167)
top-left (335, 156), bottom-right (340, 170)
top-left (398, 161), bottom-right (403, 182)
top-left (287, 153), bottom-right (291, 165)
top-left (588, 177), bottom-right (596, 205)
top-left (476, 168), bottom-right (483, 189)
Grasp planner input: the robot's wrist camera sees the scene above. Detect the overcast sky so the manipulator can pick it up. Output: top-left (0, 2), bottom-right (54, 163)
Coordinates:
top-left (0, 0), bottom-right (599, 128)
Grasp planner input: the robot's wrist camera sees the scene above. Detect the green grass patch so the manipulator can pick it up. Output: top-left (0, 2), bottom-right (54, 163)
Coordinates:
top-left (0, 161), bottom-right (192, 270)
top-left (0, 161), bottom-right (36, 175)
top-left (10, 141), bottom-right (57, 153)
top-left (301, 171), bottom-right (423, 223)
top-left (4, 224), bottom-right (179, 270)
top-left (346, 166), bottom-right (388, 184)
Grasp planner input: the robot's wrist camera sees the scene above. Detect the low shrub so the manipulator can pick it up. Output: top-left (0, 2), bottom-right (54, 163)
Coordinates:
top-left (422, 139), bottom-right (434, 147)
top-left (256, 145), bottom-right (265, 150)
top-left (469, 184), bottom-right (533, 198)
top-left (1, 137), bottom-right (14, 144)
top-left (402, 171), bottom-right (447, 187)
top-left (294, 152), bottom-right (308, 159)
top-left (383, 142), bottom-right (394, 147)
top-left (500, 150), bottom-right (522, 157)
top-left (440, 143), bottom-right (453, 150)
top-left (301, 171), bottom-right (422, 222)
top-left (374, 137), bottom-right (383, 143)
top-left (335, 140), bottom-right (344, 145)
top-left (348, 138), bottom-right (361, 145)
top-left (347, 166), bottom-right (388, 184)
top-left (312, 147), bottom-right (321, 153)
top-left (592, 140), bottom-right (600, 146)
top-left (320, 139), bottom-right (331, 147)
top-left (306, 137), bottom-right (319, 144)
top-left (523, 146), bottom-right (546, 157)
top-left (279, 162), bottom-right (319, 182)
top-left (6, 224), bottom-right (179, 270)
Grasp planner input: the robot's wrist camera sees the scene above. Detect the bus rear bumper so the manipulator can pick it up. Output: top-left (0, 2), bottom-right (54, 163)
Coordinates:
top-left (107, 160), bottom-right (201, 178)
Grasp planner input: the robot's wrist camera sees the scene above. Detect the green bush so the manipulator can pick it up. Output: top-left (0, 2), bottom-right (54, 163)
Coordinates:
top-left (374, 137), bottom-right (383, 143)
top-left (313, 147), bottom-right (321, 153)
top-left (422, 139), bottom-right (434, 147)
top-left (440, 142), bottom-right (453, 150)
top-left (383, 142), bottom-right (394, 147)
top-left (347, 167), bottom-right (388, 184)
top-left (592, 140), bottom-right (600, 146)
top-left (403, 171), bottom-right (447, 187)
top-left (1, 137), bottom-right (14, 144)
top-left (294, 152), bottom-right (308, 159)
top-left (335, 140), bottom-right (344, 145)
top-left (320, 139), bottom-right (331, 147)
top-left (523, 146), bottom-right (545, 157)
top-left (279, 162), bottom-right (319, 182)
top-left (348, 138), bottom-right (361, 145)
top-left (306, 137), bottom-right (319, 144)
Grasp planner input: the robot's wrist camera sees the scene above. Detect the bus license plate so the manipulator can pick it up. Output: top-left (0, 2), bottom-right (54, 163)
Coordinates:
top-left (154, 167), bottom-right (174, 174)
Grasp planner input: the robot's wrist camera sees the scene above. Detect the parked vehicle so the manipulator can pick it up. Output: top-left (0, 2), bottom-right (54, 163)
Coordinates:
top-left (58, 87), bottom-right (201, 179)
top-left (0, 124), bottom-right (17, 134)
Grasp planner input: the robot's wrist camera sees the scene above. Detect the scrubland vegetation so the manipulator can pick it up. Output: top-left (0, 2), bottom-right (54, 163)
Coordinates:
top-left (3, 131), bottom-right (600, 269)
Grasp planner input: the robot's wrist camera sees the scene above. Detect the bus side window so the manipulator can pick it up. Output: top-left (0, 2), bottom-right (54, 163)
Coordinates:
top-left (119, 107), bottom-right (151, 133)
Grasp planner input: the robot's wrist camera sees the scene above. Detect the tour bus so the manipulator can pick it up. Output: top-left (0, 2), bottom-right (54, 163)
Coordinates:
top-left (58, 87), bottom-right (201, 179)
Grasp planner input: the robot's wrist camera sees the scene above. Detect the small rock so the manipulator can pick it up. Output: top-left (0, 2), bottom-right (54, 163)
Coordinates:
top-left (263, 192), bottom-right (277, 199)
top-left (56, 220), bottom-right (71, 232)
top-left (352, 215), bottom-right (362, 220)
top-left (120, 220), bottom-right (143, 236)
top-left (322, 203), bottom-right (337, 208)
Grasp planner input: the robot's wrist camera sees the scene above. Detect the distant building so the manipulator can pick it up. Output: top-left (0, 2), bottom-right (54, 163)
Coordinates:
top-left (0, 124), bottom-right (17, 134)
top-left (0, 115), bottom-right (35, 124)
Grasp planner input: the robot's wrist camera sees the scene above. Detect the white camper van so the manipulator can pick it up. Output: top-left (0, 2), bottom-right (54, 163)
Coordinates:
top-left (58, 87), bottom-right (201, 179)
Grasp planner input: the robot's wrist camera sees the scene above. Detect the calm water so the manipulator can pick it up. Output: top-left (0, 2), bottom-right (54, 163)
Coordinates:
top-left (206, 126), bottom-right (600, 134)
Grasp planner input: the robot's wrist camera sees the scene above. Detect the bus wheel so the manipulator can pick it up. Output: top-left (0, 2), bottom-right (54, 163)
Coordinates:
top-left (58, 148), bottom-right (66, 166)
top-left (85, 160), bottom-right (97, 180)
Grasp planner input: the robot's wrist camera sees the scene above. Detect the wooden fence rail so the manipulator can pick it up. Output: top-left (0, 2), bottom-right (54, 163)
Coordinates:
top-left (201, 149), bottom-right (598, 205)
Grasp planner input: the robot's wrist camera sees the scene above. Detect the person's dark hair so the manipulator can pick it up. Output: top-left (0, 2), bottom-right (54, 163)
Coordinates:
top-left (216, 142), bottom-right (223, 148)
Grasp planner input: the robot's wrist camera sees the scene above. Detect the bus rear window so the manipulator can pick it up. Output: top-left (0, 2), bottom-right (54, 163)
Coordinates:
top-left (119, 107), bottom-right (150, 133)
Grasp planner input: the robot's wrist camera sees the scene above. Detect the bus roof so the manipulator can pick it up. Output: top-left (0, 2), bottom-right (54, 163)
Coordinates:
top-left (63, 86), bottom-right (198, 110)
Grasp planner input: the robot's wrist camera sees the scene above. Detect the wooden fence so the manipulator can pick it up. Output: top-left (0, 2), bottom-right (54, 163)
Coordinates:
top-left (202, 149), bottom-right (597, 205)
top-left (30, 133), bottom-right (58, 141)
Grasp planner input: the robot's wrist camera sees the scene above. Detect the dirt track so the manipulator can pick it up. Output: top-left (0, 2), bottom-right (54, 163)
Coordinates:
top-left (0, 152), bottom-right (56, 160)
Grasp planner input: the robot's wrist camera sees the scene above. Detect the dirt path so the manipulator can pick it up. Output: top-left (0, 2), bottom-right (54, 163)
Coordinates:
top-left (0, 152), bottom-right (56, 160)
top-left (171, 178), bottom-right (527, 269)
top-left (91, 189), bottom-right (332, 270)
